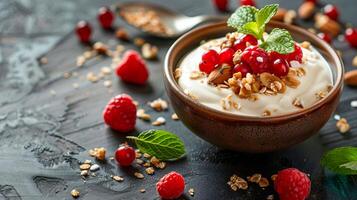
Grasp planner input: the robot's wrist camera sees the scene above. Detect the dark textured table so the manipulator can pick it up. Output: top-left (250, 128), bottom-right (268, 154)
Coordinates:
top-left (0, 0), bottom-right (356, 199)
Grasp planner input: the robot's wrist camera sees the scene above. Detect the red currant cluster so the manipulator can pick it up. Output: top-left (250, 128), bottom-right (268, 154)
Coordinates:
top-left (212, 0), bottom-right (255, 12)
top-left (199, 34), bottom-right (303, 78)
top-left (75, 6), bottom-right (115, 43)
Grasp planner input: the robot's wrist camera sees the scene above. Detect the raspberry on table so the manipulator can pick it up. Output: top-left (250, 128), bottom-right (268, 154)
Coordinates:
top-left (212, 0), bottom-right (228, 12)
top-left (274, 168), bottom-right (311, 200)
top-left (116, 50), bottom-right (149, 85)
top-left (75, 21), bottom-right (92, 43)
top-left (97, 6), bottom-right (115, 29)
top-left (115, 144), bottom-right (136, 166)
top-left (156, 171), bottom-right (185, 199)
top-left (102, 94), bottom-right (137, 132)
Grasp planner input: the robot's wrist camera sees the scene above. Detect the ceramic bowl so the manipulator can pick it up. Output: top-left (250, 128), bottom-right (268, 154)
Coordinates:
top-left (164, 21), bottom-right (344, 153)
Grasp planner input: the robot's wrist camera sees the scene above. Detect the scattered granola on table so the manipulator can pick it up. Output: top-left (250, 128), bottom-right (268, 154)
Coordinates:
top-left (336, 118), bottom-right (351, 133)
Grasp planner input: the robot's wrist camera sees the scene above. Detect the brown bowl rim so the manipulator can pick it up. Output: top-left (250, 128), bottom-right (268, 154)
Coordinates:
top-left (164, 21), bottom-right (344, 122)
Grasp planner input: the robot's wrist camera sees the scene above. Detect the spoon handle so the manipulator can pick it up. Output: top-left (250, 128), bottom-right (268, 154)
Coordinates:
top-left (192, 15), bottom-right (228, 23)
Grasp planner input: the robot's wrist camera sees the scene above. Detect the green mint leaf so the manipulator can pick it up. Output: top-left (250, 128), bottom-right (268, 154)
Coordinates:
top-left (240, 22), bottom-right (261, 39)
top-left (227, 6), bottom-right (258, 30)
top-left (256, 4), bottom-right (279, 29)
top-left (127, 129), bottom-right (186, 161)
top-left (260, 28), bottom-right (294, 54)
top-left (321, 147), bottom-right (357, 175)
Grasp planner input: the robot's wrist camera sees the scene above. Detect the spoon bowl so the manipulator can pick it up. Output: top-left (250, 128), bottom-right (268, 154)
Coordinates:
top-left (116, 2), bottom-right (226, 38)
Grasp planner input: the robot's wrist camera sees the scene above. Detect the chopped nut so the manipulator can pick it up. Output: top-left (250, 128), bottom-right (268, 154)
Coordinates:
top-left (293, 98), bottom-right (304, 109)
top-left (90, 164), bottom-right (100, 171)
top-left (64, 72), bottom-right (71, 79)
top-left (93, 42), bottom-right (108, 55)
top-left (137, 109), bottom-right (151, 121)
top-left (284, 10), bottom-right (297, 24)
top-left (272, 8), bottom-right (287, 21)
top-left (208, 64), bottom-right (232, 85)
top-left (227, 174), bottom-right (248, 191)
top-left (86, 72), bottom-right (99, 83)
top-left (112, 175), bottom-right (124, 182)
top-left (300, 41), bottom-right (311, 49)
top-left (174, 68), bottom-right (182, 79)
top-left (188, 188), bottom-right (195, 196)
top-left (262, 110), bottom-right (271, 117)
top-left (315, 13), bottom-right (341, 37)
top-left (248, 174), bottom-right (262, 183)
top-left (271, 174), bottom-right (277, 181)
top-left (298, 2), bottom-right (315, 20)
top-left (145, 167), bottom-right (155, 175)
top-left (149, 98), bottom-right (168, 111)
top-left (258, 177), bottom-right (270, 187)
top-left (103, 80), bottom-right (112, 88)
top-left (39, 57), bottom-right (48, 64)
top-left (184, 89), bottom-right (199, 100)
top-left (142, 43), bottom-right (158, 60)
top-left (79, 163), bottom-right (91, 170)
top-left (152, 117), bottom-right (166, 126)
top-left (134, 38), bottom-right (145, 46)
top-left (135, 151), bottom-right (142, 158)
top-left (88, 147), bottom-right (106, 160)
top-left (171, 113), bottom-right (179, 120)
top-left (136, 159), bottom-right (144, 165)
top-left (76, 56), bottom-right (86, 67)
top-left (336, 118), bottom-right (350, 133)
top-left (101, 67), bottom-right (112, 75)
top-left (344, 70), bottom-right (357, 86)
top-left (190, 70), bottom-right (204, 80)
top-left (134, 172), bottom-right (144, 179)
top-left (143, 153), bottom-right (151, 158)
top-left (140, 189), bottom-right (146, 193)
top-left (115, 28), bottom-right (129, 41)
top-left (80, 170), bottom-right (88, 177)
top-left (71, 189), bottom-right (80, 198)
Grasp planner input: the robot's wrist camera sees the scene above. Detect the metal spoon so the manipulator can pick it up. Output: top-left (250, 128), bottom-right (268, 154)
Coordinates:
top-left (116, 2), bottom-right (227, 38)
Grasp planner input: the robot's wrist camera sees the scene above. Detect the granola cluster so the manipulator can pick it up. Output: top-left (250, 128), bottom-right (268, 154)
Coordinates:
top-left (120, 8), bottom-right (174, 36)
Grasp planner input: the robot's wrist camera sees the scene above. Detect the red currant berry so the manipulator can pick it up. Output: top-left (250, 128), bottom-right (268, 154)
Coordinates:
top-left (323, 4), bottom-right (339, 21)
top-left (240, 0), bottom-right (256, 6)
top-left (233, 63), bottom-right (251, 77)
top-left (304, 0), bottom-right (318, 4)
top-left (233, 34), bottom-right (258, 51)
top-left (345, 28), bottom-right (357, 47)
top-left (202, 49), bottom-right (219, 65)
top-left (75, 21), bottom-right (92, 43)
top-left (285, 43), bottom-right (303, 63)
top-left (98, 7), bottom-right (115, 29)
top-left (212, 0), bottom-right (228, 12)
top-left (218, 48), bottom-right (235, 66)
top-left (115, 145), bottom-right (135, 166)
top-left (317, 32), bottom-right (332, 44)
top-left (199, 61), bottom-right (215, 74)
top-left (241, 46), bottom-right (270, 74)
top-left (271, 58), bottom-right (289, 77)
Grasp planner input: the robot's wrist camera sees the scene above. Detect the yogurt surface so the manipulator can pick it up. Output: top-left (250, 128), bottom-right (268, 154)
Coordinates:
top-left (177, 38), bottom-right (333, 117)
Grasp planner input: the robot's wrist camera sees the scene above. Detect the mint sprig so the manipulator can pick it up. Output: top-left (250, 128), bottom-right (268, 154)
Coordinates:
top-left (227, 4), bottom-right (294, 54)
top-left (127, 129), bottom-right (186, 161)
top-left (321, 147), bottom-right (357, 175)
top-left (260, 28), bottom-right (295, 54)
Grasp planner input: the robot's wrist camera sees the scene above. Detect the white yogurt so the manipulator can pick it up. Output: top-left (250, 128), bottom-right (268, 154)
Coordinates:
top-left (177, 38), bottom-right (333, 116)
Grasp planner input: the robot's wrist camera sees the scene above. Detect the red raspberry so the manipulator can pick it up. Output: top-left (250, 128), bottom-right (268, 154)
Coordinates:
top-left (285, 43), bottom-right (303, 63)
top-left (212, 0), bottom-right (228, 12)
top-left (115, 144), bottom-right (135, 166)
top-left (345, 28), bottom-right (357, 47)
top-left (75, 21), bottom-right (92, 43)
top-left (202, 49), bottom-right (219, 65)
top-left (103, 94), bottom-right (136, 132)
top-left (275, 168), bottom-right (311, 200)
top-left (199, 61), bottom-right (215, 74)
top-left (218, 48), bottom-right (235, 66)
top-left (240, 0), bottom-right (256, 6)
top-left (323, 4), bottom-right (339, 21)
top-left (271, 58), bottom-right (289, 77)
top-left (156, 171), bottom-right (185, 199)
top-left (317, 32), bottom-right (332, 44)
top-left (233, 63), bottom-right (251, 77)
top-left (116, 50), bottom-right (149, 84)
top-left (241, 46), bottom-right (270, 74)
top-left (233, 34), bottom-right (258, 51)
top-left (304, 0), bottom-right (317, 4)
top-left (98, 6), bottom-right (115, 29)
